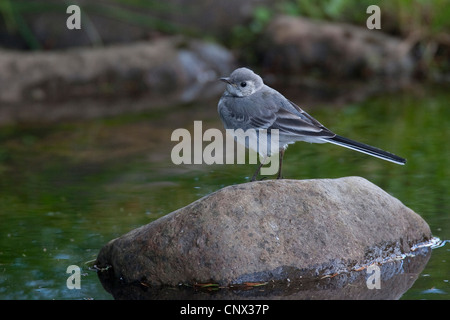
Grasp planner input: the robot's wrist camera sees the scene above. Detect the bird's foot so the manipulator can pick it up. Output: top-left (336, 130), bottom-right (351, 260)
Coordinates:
top-left (250, 176), bottom-right (267, 182)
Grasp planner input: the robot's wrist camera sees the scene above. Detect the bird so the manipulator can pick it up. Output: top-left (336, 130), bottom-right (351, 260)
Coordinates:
top-left (217, 67), bottom-right (406, 181)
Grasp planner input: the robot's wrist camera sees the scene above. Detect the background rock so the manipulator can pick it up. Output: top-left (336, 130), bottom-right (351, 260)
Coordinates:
top-left (96, 177), bottom-right (431, 289)
top-left (259, 15), bottom-right (415, 80)
top-left (0, 36), bottom-right (234, 104)
top-left (0, 36), bottom-right (235, 124)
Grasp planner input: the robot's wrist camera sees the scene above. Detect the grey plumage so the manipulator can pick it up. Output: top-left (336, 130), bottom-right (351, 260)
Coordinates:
top-left (218, 67), bottom-right (406, 180)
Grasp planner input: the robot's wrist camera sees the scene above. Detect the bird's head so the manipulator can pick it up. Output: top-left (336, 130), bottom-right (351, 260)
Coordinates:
top-left (220, 67), bottom-right (264, 97)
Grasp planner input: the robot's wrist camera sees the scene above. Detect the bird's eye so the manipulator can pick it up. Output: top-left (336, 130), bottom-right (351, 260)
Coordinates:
top-left (240, 82), bottom-right (247, 87)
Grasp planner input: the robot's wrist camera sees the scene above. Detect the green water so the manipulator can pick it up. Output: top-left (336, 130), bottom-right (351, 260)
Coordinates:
top-left (0, 84), bottom-right (448, 300)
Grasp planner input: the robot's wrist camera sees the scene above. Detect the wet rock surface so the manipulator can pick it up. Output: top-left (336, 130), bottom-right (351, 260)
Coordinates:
top-left (96, 177), bottom-right (431, 295)
top-left (98, 248), bottom-right (431, 300)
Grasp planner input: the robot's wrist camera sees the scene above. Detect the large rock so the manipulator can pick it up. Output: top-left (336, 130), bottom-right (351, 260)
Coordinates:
top-left (96, 177), bottom-right (431, 289)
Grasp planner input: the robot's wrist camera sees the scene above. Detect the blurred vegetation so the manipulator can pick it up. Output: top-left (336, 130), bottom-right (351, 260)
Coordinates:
top-left (280, 0), bottom-right (450, 35)
top-left (1, 0), bottom-right (449, 48)
top-left (0, 0), bottom-right (449, 74)
top-left (0, 0), bottom-right (185, 50)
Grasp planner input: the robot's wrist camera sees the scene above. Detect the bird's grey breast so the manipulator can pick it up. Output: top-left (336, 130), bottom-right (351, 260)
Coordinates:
top-left (218, 88), bottom-right (279, 131)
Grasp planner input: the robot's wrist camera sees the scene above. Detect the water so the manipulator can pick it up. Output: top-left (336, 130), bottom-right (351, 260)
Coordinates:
top-left (0, 83), bottom-right (448, 300)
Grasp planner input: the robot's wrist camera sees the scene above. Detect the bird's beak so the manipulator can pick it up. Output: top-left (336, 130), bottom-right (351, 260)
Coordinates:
top-left (219, 77), bottom-right (232, 85)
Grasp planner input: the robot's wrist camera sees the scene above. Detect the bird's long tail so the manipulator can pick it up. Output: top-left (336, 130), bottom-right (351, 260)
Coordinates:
top-left (322, 135), bottom-right (406, 165)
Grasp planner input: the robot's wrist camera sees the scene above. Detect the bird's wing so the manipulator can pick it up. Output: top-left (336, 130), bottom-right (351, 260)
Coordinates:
top-left (218, 91), bottom-right (335, 139)
top-left (272, 99), bottom-right (335, 138)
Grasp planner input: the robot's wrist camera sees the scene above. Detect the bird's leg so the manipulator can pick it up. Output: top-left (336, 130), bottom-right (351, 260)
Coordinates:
top-left (251, 161), bottom-right (265, 182)
top-left (277, 149), bottom-right (285, 179)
